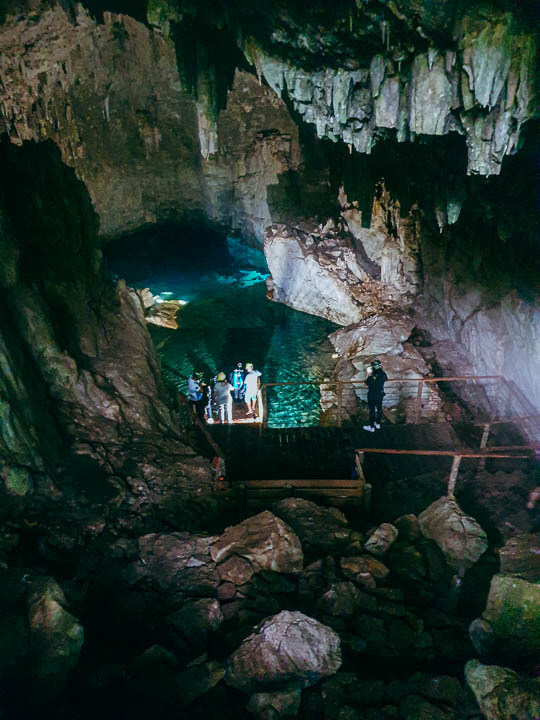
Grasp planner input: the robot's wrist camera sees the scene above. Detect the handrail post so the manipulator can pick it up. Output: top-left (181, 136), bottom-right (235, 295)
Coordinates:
top-left (337, 383), bottom-right (343, 428)
top-left (262, 385), bottom-right (268, 428)
top-left (415, 379), bottom-right (424, 423)
top-left (478, 423), bottom-right (490, 470)
top-left (447, 455), bottom-right (462, 496)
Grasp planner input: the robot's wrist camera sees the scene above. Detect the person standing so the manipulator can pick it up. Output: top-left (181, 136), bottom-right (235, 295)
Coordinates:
top-left (363, 359), bottom-right (388, 432)
top-left (214, 371), bottom-right (234, 424)
top-left (243, 362), bottom-right (262, 418)
top-left (187, 371), bottom-right (206, 421)
top-left (229, 362), bottom-right (246, 402)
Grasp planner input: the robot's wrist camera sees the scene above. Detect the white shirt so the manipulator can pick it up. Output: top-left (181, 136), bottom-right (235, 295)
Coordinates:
top-left (244, 370), bottom-right (262, 397)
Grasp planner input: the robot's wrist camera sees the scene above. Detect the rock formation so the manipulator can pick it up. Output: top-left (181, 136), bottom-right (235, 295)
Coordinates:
top-left (0, 2), bottom-right (537, 716)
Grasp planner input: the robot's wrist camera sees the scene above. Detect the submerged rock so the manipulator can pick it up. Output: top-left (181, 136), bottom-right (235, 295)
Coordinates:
top-left (225, 610), bottom-right (341, 692)
top-left (465, 659), bottom-right (540, 720)
top-left (418, 496), bottom-right (488, 570)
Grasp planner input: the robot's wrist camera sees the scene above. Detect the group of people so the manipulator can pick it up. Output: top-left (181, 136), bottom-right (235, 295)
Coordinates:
top-left (188, 357), bottom-right (387, 429)
top-left (187, 362), bottom-right (262, 425)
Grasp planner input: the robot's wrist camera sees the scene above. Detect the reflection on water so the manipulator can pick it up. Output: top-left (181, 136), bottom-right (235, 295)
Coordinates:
top-left (106, 227), bottom-right (337, 427)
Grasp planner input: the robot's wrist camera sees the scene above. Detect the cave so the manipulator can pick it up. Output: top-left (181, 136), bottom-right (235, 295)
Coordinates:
top-left (0, 2), bottom-right (538, 719)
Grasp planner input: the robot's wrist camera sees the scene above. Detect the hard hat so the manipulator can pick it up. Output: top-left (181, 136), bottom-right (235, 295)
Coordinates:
top-left (237, 362), bottom-right (243, 368)
top-left (245, 363), bottom-right (254, 371)
top-left (371, 359), bottom-right (382, 370)
top-left (216, 371), bottom-right (226, 381)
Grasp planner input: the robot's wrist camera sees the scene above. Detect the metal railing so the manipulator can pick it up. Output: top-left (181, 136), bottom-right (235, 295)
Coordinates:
top-left (354, 445), bottom-right (536, 498)
top-left (257, 375), bottom-right (540, 440)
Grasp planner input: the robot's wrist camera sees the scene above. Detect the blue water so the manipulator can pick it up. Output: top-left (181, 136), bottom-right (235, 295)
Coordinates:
top-left (106, 227), bottom-right (338, 427)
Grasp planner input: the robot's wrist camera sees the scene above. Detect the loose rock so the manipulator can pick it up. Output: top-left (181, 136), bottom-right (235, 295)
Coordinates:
top-left (418, 496), bottom-right (488, 570)
top-left (225, 610), bottom-right (341, 692)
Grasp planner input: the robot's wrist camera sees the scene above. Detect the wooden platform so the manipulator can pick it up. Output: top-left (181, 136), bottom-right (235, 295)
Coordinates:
top-left (206, 400), bottom-right (262, 425)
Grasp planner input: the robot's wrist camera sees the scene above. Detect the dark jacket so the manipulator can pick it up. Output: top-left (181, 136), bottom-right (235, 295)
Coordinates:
top-left (365, 369), bottom-right (388, 397)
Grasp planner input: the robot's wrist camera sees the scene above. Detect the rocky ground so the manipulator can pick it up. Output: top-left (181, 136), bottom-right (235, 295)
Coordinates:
top-left (1, 484), bottom-right (538, 719)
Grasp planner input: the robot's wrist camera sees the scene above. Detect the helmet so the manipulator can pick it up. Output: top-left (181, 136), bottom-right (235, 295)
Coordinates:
top-left (371, 359), bottom-right (382, 370)
top-left (236, 362), bottom-right (243, 368)
top-left (216, 371), bottom-right (226, 381)
top-left (245, 363), bottom-right (254, 371)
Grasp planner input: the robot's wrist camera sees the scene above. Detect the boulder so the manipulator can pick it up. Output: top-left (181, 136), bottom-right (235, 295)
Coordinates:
top-left (128, 532), bottom-right (219, 595)
top-left (499, 533), bottom-right (540, 582)
top-left (210, 512), bottom-right (303, 582)
top-left (166, 598), bottom-right (223, 649)
top-left (340, 555), bottom-right (390, 581)
top-left (406, 673), bottom-right (464, 707)
top-left (298, 557), bottom-right (339, 601)
top-left (393, 514), bottom-right (421, 541)
top-left (272, 498), bottom-right (351, 555)
top-left (478, 573), bottom-right (540, 661)
top-left (399, 693), bottom-right (452, 720)
top-left (176, 660), bottom-right (226, 708)
top-left (247, 688), bottom-right (302, 718)
top-left (329, 313), bottom-right (414, 359)
top-left (322, 672), bottom-right (384, 717)
top-left (465, 659), bottom-right (540, 720)
top-left (319, 582), bottom-right (366, 619)
top-left (27, 577), bottom-right (84, 693)
top-left (225, 611), bottom-right (341, 692)
top-left (364, 523), bottom-right (399, 557)
top-left (418, 497), bottom-right (488, 570)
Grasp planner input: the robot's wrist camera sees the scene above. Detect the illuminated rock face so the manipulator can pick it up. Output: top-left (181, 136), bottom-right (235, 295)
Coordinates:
top-left (243, 7), bottom-right (535, 176)
top-left (0, 7), bottom-right (327, 242)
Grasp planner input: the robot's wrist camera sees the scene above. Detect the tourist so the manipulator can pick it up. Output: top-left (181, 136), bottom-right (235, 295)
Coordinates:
top-left (229, 362), bottom-right (246, 402)
top-left (244, 362), bottom-right (262, 418)
top-left (214, 371), bottom-right (234, 424)
top-left (187, 371), bottom-right (206, 421)
top-left (363, 359), bottom-right (388, 432)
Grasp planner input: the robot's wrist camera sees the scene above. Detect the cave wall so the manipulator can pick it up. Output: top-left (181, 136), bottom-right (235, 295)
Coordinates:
top-left (0, 4), bottom-right (328, 241)
top-left (0, 0), bottom-right (537, 417)
top-left (0, 139), bottom-right (213, 532)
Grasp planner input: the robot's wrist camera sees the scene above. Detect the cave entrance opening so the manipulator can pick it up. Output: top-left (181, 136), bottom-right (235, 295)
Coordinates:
top-left (105, 224), bottom-right (338, 428)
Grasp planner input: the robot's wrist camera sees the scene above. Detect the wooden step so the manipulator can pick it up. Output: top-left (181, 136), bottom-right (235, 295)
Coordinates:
top-left (246, 487), bottom-right (363, 498)
top-left (241, 478), bottom-right (361, 488)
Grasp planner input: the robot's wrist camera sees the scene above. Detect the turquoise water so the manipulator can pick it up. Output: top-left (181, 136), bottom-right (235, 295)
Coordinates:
top-left (106, 228), bottom-right (338, 427)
